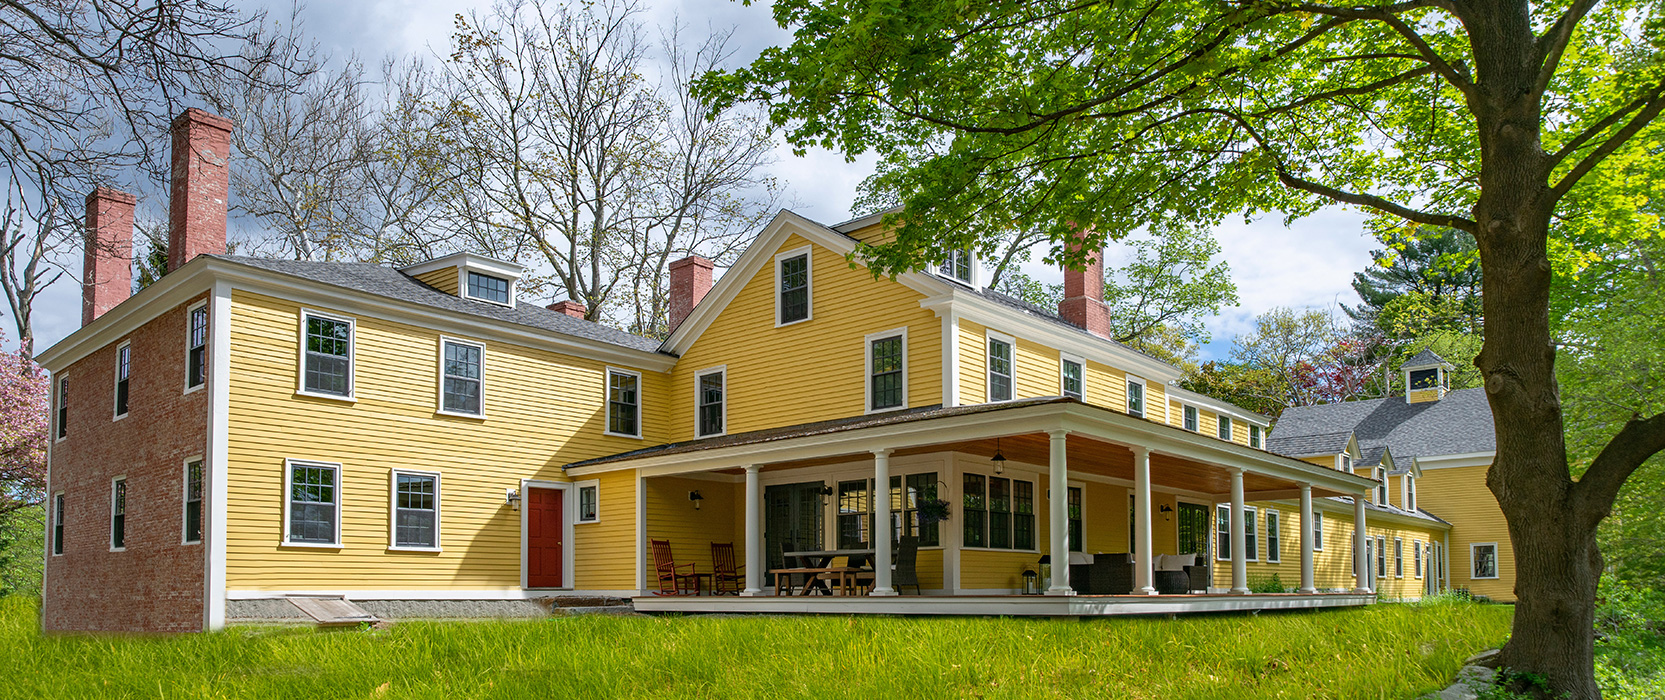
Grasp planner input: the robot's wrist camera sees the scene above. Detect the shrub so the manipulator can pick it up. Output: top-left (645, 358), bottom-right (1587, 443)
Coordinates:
top-left (1248, 574), bottom-right (1289, 594)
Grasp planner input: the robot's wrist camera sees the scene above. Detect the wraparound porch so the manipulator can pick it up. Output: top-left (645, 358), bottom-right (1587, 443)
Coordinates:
top-left (634, 591), bottom-right (1376, 616)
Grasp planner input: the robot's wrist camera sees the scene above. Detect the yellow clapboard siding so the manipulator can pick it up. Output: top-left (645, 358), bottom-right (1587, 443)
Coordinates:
top-left (412, 267), bottom-right (459, 295)
top-left (1209, 501), bottom-right (1445, 596)
top-left (670, 234), bottom-right (942, 437)
top-left (643, 475), bottom-right (743, 581)
top-left (225, 290), bottom-right (660, 592)
top-left (1417, 463), bottom-right (1514, 601)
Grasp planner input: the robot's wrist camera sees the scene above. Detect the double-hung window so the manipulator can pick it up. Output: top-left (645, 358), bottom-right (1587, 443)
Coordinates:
top-left (1472, 542), bottom-right (1498, 579)
top-left (1376, 468), bottom-right (1388, 505)
top-left (1183, 405), bottom-right (1199, 432)
top-left (465, 271), bottom-right (511, 305)
top-left (1266, 510), bottom-right (1281, 562)
top-left (962, 473), bottom-right (1035, 550)
top-left (986, 333), bottom-right (1014, 402)
top-left (51, 493), bottom-right (64, 555)
top-left (696, 367), bottom-right (725, 437)
top-left (605, 369), bottom-right (641, 437)
top-left (1406, 475), bottom-right (1417, 511)
top-left (1060, 356), bottom-right (1083, 400)
top-left (1312, 512), bottom-right (1324, 551)
top-left (1126, 377), bottom-right (1145, 418)
top-left (1217, 415), bottom-right (1233, 441)
top-left (113, 341), bottom-right (131, 418)
top-left (1067, 486), bottom-right (1083, 553)
top-left (110, 478), bottom-right (126, 550)
top-left (777, 249), bottom-right (811, 325)
top-left (184, 460), bottom-right (203, 544)
top-left (1376, 535), bottom-right (1387, 579)
top-left (1244, 506), bottom-right (1258, 561)
top-left (439, 338), bottom-right (484, 416)
top-left (938, 248), bottom-right (973, 284)
top-left (301, 312), bottom-right (353, 398)
top-left (867, 331), bottom-right (905, 412)
top-left (1215, 504), bottom-right (1231, 560)
top-left (1415, 541), bottom-right (1424, 578)
top-left (285, 460), bottom-right (340, 546)
top-left (576, 481), bottom-right (600, 523)
top-left (1011, 480), bottom-right (1033, 550)
top-left (55, 376), bottom-right (67, 440)
top-left (1394, 537), bottom-right (1404, 577)
top-left (1250, 424), bottom-right (1263, 449)
top-left (186, 302), bottom-right (208, 390)
top-left (392, 470), bottom-right (439, 549)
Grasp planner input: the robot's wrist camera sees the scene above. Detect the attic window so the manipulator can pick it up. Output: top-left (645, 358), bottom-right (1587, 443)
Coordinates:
top-left (466, 272), bottom-right (511, 305)
top-left (1409, 368), bottom-right (1440, 390)
top-left (938, 249), bottom-right (973, 284)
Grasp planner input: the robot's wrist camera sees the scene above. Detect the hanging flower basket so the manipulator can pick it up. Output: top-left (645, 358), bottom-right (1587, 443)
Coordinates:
top-left (915, 497), bottom-right (952, 524)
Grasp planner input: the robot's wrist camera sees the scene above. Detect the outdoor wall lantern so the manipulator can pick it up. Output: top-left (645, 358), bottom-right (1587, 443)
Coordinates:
top-left (1159, 504), bottom-right (1174, 521)
top-left (505, 488), bottom-right (521, 511)
top-left (689, 490), bottom-right (704, 510)
top-left (991, 437), bottom-right (1007, 474)
top-left (818, 484), bottom-right (834, 496)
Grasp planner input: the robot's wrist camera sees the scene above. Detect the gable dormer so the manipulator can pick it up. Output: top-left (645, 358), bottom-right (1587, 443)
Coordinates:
top-left (1402, 348), bottom-right (1454, 403)
top-left (401, 253), bottom-right (525, 308)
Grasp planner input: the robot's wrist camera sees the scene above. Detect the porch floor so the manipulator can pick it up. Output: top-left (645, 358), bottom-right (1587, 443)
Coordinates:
top-left (633, 592), bottom-right (1374, 617)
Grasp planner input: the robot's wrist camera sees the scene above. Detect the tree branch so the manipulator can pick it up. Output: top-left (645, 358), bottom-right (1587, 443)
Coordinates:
top-left (1574, 411), bottom-right (1665, 530)
top-left (1253, 65), bottom-right (1436, 117)
top-left (1535, 0), bottom-right (1603, 96)
top-left (1289, 3), bottom-right (1473, 97)
top-left (1549, 80), bottom-right (1665, 202)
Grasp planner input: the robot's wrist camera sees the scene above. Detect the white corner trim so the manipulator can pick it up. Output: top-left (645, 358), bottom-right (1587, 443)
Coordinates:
top-left (205, 281), bottom-right (232, 630)
top-left (941, 312), bottom-right (960, 407)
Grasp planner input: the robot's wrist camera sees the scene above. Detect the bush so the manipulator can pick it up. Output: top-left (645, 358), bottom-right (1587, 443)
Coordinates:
top-left (1248, 574), bottom-right (1289, 593)
top-left (1594, 576), bottom-right (1665, 700)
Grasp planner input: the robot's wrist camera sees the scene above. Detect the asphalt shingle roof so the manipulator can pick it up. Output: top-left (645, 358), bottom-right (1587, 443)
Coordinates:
top-left (1270, 387), bottom-right (1494, 462)
top-left (1403, 348), bottom-right (1452, 368)
top-left (213, 255), bottom-right (666, 354)
top-left (1264, 430), bottom-right (1354, 458)
top-left (1331, 495), bottom-right (1449, 526)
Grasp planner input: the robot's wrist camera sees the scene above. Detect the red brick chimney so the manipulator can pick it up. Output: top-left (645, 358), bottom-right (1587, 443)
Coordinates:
top-left (167, 108), bottom-right (233, 272)
top-left (548, 300), bottom-right (587, 318)
top-left (1057, 238), bottom-right (1111, 339)
top-left (82, 188), bottom-right (136, 326)
top-left (668, 256), bottom-right (714, 332)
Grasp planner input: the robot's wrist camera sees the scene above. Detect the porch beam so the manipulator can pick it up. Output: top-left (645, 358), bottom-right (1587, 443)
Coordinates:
top-left (871, 449), bottom-right (897, 596)
top-left (1354, 495), bottom-right (1371, 594)
top-left (1298, 483), bottom-right (1317, 594)
top-left (1046, 429), bottom-right (1074, 595)
top-left (1133, 446), bottom-right (1155, 595)
top-left (742, 465), bottom-right (762, 596)
top-left (1229, 468), bottom-right (1249, 595)
top-left (1208, 489), bottom-right (1304, 503)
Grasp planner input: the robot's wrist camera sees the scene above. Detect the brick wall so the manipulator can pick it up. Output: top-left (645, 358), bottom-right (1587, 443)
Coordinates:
top-left (43, 293), bottom-right (211, 633)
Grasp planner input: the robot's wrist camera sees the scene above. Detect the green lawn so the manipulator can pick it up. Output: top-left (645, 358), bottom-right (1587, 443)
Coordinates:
top-left (0, 595), bottom-right (1511, 700)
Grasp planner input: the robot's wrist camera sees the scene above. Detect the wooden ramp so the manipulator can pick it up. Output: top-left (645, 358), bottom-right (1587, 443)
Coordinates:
top-left (286, 596), bottom-right (381, 627)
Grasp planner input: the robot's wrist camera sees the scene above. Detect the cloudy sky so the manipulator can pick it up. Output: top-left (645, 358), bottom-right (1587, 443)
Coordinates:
top-left (24, 0), bottom-right (1378, 359)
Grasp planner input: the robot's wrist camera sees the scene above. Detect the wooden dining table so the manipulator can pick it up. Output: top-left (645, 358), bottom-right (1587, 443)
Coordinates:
top-left (778, 548), bottom-right (877, 596)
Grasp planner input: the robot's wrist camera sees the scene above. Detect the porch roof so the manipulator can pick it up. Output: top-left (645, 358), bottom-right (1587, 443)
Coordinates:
top-left (564, 397), bottom-right (1377, 498)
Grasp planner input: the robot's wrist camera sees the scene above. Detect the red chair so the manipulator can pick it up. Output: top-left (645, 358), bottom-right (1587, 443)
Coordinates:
top-left (710, 542), bottom-right (745, 595)
top-left (651, 539), bottom-right (708, 595)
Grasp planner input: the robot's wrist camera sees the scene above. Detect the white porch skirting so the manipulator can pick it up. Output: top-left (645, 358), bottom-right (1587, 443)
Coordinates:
top-left (633, 592), bottom-right (1374, 616)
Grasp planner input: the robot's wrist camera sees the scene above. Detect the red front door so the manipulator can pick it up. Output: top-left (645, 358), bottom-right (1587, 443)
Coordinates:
top-left (527, 488), bottom-right (564, 588)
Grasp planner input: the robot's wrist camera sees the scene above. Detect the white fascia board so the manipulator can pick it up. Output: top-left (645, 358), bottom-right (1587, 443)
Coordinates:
top-left (1413, 451), bottom-right (1496, 470)
top-left (920, 291), bottom-right (1184, 384)
top-left (661, 209), bottom-right (953, 356)
top-left (38, 257), bottom-right (675, 374)
top-left (1164, 385), bottom-right (1272, 427)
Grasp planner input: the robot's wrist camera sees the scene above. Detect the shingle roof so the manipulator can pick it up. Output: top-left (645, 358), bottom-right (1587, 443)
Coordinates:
top-left (1402, 348), bottom-right (1452, 369)
top-left (1264, 430), bottom-right (1354, 458)
top-left (1358, 445), bottom-right (1390, 468)
top-left (1330, 495), bottom-right (1450, 527)
top-left (1270, 387), bottom-right (1494, 462)
top-left (213, 255), bottom-right (666, 354)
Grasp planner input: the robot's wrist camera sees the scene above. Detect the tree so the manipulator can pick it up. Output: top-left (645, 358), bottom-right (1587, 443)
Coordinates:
top-left (1347, 228), bottom-right (1483, 334)
top-left (0, 335), bottom-right (47, 518)
top-left (707, 3), bottom-right (1665, 691)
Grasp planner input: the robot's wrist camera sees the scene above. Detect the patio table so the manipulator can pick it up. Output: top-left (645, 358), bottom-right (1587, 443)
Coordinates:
top-left (780, 549), bottom-right (878, 596)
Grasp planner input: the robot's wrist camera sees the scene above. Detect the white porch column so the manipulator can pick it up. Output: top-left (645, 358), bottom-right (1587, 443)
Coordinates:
top-left (1298, 483), bottom-right (1317, 594)
top-left (1229, 468), bottom-right (1249, 594)
top-left (741, 464), bottom-right (763, 596)
top-left (871, 449), bottom-right (897, 596)
top-left (1354, 494), bottom-right (1371, 594)
top-left (1046, 429), bottom-right (1074, 595)
top-left (1133, 446), bottom-right (1155, 595)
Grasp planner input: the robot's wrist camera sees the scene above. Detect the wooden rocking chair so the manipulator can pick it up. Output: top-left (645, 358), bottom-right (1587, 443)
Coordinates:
top-left (710, 542), bottom-right (745, 595)
top-left (650, 539), bottom-right (708, 595)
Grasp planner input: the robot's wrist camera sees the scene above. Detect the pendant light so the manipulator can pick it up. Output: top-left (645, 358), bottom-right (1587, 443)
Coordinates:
top-left (991, 437), bottom-right (1007, 474)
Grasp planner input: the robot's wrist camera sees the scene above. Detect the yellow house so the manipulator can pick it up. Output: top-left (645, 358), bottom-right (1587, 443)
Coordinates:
top-left (39, 116), bottom-right (1461, 631)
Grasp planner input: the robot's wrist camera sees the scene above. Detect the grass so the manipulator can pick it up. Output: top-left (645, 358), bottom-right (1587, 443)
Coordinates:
top-left (0, 595), bottom-right (1511, 700)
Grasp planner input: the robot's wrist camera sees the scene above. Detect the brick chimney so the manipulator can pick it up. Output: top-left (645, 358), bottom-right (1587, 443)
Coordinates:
top-left (167, 108), bottom-right (233, 272)
top-left (1057, 239), bottom-right (1112, 339)
top-left (82, 188), bottom-right (136, 326)
top-left (668, 256), bottom-right (714, 332)
top-left (548, 299), bottom-right (587, 318)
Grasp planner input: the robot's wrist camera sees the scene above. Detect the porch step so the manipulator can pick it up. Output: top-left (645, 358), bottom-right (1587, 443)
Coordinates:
top-left (286, 596), bottom-right (381, 628)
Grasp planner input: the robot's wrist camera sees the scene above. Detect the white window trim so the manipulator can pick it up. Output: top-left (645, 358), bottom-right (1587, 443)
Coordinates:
top-left (281, 458), bottom-right (344, 549)
top-left (435, 336), bottom-right (487, 419)
top-left (1376, 535), bottom-right (1388, 578)
top-left (958, 469), bottom-right (1049, 554)
top-left (1394, 536), bottom-right (1404, 578)
top-left (864, 327), bottom-right (910, 414)
top-left (1249, 424), bottom-right (1263, 449)
top-left (694, 365), bottom-right (728, 438)
top-left (936, 248), bottom-right (979, 287)
top-left (50, 490), bottom-right (64, 556)
top-left (182, 456), bottom-right (204, 546)
top-left (112, 339), bottom-right (131, 421)
top-left (109, 475), bottom-right (126, 552)
top-left (1311, 511), bottom-right (1324, 551)
top-left (1376, 467), bottom-right (1389, 505)
top-left (1414, 539), bottom-right (1424, 579)
top-left (53, 373), bottom-right (67, 443)
top-left (1404, 474), bottom-right (1416, 511)
top-left (1217, 414), bottom-right (1234, 442)
top-left (1181, 404), bottom-right (1199, 432)
top-left (462, 269), bottom-right (516, 308)
top-left (296, 309), bottom-right (357, 402)
top-left (1470, 542), bottom-right (1500, 579)
top-left (984, 329), bottom-right (1016, 403)
top-left (1058, 352), bottom-right (1085, 401)
top-left (1215, 503), bottom-right (1230, 562)
top-left (1243, 505), bottom-right (1259, 562)
top-left (1126, 375), bottom-right (1147, 418)
top-left (774, 245), bottom-right (814, 328)
top-left (388, 468), bottom-right (442, 552)
top-left (183, 300), bottom-right (209, 394)
top-left (573, 479), bottom-right (601, 524)
top-left (603, 367), bottom-right (644, 439)
top-left (1265, 509), bottom-right (1281, 562)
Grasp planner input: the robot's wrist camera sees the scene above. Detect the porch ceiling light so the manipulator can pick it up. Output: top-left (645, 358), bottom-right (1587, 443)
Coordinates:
top-left (991, 437), bottom-right (1007, 474)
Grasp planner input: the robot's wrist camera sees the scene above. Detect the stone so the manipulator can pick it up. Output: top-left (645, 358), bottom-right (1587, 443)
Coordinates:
top-left (1464, 648), bottom-right (1503, 668)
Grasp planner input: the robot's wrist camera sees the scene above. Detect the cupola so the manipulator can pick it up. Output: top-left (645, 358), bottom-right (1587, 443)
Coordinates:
top-left (1401, 348), bottom-right (1454, 403)
top-left (400, 253), bottom-right (525, 308)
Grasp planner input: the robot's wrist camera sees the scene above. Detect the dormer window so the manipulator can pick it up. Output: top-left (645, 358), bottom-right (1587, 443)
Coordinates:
top-left (1341, 453), bottom-right (1353, 471)
top-left (1375, 467), bottom-right (1388, 504)
top-left (466, 272), bottom-right (511, 305)
top-left (1406, 474), bottom-right (1417, 511)
top-left (938, 249), bottom-right (973, 285)
top-left (1183, 405), bottom-right (1198, 432)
